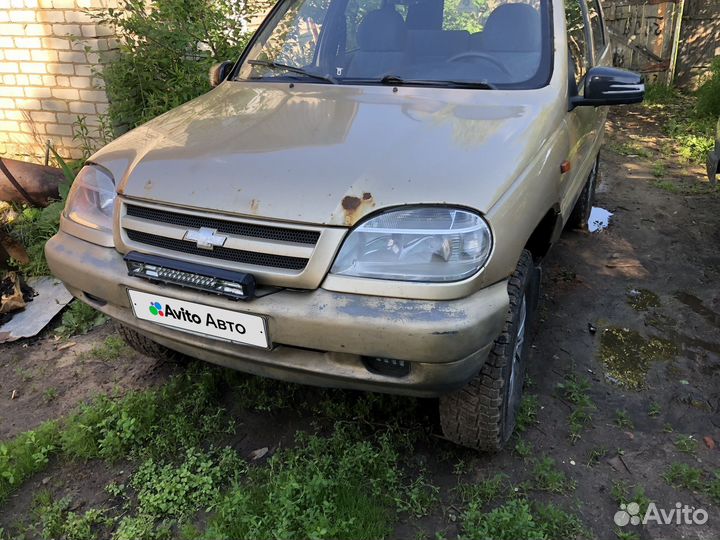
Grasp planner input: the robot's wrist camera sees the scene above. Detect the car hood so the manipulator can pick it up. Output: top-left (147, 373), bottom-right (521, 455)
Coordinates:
top-left (94, 82), bottom-right (557, 226)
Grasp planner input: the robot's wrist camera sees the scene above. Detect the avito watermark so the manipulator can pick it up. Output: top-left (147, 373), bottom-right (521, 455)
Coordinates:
top-left (614, 501), bottom-right (709, 527)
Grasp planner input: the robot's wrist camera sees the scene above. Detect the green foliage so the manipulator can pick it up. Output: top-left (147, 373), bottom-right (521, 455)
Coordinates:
top-left (88, 335), bottom-right (130, 361)
top-left (91, 0), bottom-right (258, 130)
top-left (61, 368), bottom-right (230, 461)
top-left (531, 457), bottom-right (575, 494)
top-left (611, 480), bottom-right (651, 514)
top-left (663, 463), bottom-right (704, 491)
top-left (614, 409), bottom-right (634, 430)
top-left (0, 421), bottom-right (61, 502)
top-left (643, 83), bottom-right (678, 105)
top-left (32, 491), bottom-right (110, 540)
top-left (515, 394), bottom-right (539, 432)
top-left (457, 473), bottom-right (508, 506)
top-left (557, 372), bottom-right (596, 443)
top-left (460, 498), bottom-right (587, 540)
top-left (665, 115), bottom-right (715, 164)
top-left (674, 435), bottom-right (697, 455)
top-left (56, 301), bottom-right (108, 339)
top-left (205, 424), bottom-right (437, 540)
top-left (696, 56), bottom-right (720, 118)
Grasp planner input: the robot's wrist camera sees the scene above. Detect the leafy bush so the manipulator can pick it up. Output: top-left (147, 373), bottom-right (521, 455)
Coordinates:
top-left (697, 56), bottom-right (720, 118)
top-left (91, 0), bottom-right (265, 130)
top-left (56, 301), bottom-right (108, 339)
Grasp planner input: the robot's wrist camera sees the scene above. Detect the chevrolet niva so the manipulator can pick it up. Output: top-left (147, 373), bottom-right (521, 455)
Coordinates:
top-left (46, 0), bottom-right (644, 451)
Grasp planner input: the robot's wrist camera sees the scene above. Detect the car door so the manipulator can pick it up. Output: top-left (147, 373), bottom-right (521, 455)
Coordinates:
top-left (561, 0), bottom-right (604, 217)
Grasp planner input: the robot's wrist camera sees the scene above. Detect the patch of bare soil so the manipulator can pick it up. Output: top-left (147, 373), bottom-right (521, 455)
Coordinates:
top-left (0, 323), bottom-right (179, 440)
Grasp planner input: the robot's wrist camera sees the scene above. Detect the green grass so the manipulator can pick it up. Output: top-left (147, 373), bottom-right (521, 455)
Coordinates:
top-left (643, 83), bottom-right (679, 105)
top-left (531, 457), bottom-right (576, 494)
top-left (203, 424), bottom-right (437, 540)
top-left (663, 463), bottom-right (704, 491)
top-left (0, 421), bottom-right (61, 502)
top-left (557, 373), bottom-right (596, 443)
top-left (56, 301), bottom-right (108, 339)
top-left (614, 410), bottom-right (634, 430)
top-left (607, 141), bottom-right (653, 159)
top-left (457, 473), bottom-right (509, 506)
top-left (31, 491), bottom-right (111, 540)
top-left (587, 447), bottom-right (608, 467)
top-left (674, 435), bottom-right (697, 454)
top-left (87, 335), bottom-right (130, 361)
top-left (611, 480), bottom-right (651, 514)
top-left (514, 438), bottom-right (532, 459)
top-left (515, 394), bottom-right (539, 433)
top-left (648, 401), bottom-right (661, 417)
top-left (460, 498), bottom-right (588, 540)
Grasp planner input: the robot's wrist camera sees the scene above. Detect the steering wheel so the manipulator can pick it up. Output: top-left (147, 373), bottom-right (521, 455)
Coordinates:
top-left (447, 52), bottom-right (511, 76)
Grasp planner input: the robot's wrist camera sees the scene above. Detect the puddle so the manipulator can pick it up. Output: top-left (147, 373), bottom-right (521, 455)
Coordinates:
top-left (627, 288), bottom-right (661, 311)
top-left (599, 327), bottom-right (678, 390)
top-left (588, 207), bottom-right (613, 232)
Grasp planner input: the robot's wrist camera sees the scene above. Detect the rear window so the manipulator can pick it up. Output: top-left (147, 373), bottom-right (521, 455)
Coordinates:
top-left (238, 0), bottom-right (553, 89)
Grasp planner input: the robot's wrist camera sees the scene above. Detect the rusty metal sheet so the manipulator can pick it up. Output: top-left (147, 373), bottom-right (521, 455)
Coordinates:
top-left (0, 277), bottom-right (73, 343)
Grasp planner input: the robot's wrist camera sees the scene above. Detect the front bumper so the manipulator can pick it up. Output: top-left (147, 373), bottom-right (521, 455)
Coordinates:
top-left (45, 231), bottom-right (509, 397)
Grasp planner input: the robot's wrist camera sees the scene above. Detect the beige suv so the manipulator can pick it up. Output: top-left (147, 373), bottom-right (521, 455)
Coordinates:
top-left (46, 0), bottom-right (644, 451)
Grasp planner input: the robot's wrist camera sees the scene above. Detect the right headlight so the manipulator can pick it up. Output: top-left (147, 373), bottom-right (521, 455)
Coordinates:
top-left (64, 164), bottom-right (116, 233)
top-left (330, 207), bottom-right (493, 282)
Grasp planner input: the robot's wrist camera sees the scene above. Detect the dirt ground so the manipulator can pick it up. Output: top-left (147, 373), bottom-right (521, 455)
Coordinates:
top-left (1, 106), bottom-right (719, 539)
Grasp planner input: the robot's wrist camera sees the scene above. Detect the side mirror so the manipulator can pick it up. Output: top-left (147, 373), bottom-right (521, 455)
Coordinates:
top-left (572, 67), bottom-right (645, 108)
top-left (209, 61), bottom-right (234, 88)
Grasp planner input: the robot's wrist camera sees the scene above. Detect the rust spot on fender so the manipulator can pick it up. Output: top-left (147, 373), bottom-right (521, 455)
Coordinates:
top-left (341, 193), bottom-right (375, 225)
top-left (250, 198), bottom-right (260, 214)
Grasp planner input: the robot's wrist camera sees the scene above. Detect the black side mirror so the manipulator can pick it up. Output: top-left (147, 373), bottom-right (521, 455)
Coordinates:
top-left (209, 61), bottom-right (234, 88)
top-left (572, 67), bottom-right (645, 108)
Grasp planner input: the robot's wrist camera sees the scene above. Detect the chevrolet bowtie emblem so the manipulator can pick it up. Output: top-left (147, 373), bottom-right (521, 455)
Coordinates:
top-left (183, 227), bottom-right (227, 250)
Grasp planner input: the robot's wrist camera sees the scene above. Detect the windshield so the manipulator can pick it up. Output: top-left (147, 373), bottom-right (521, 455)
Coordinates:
top-left (236, 0), bottom-right (552, 89)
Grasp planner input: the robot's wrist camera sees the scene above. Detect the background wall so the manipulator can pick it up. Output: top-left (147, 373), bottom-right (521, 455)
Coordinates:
top-left (0, 0), bottom-right (117, 163)
top-left (675, 0), bottom-right (720, 89)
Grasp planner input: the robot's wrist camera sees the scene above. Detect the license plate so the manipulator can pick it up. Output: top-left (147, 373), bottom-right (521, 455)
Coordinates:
top-left (127, 290), bottom-right (268, 348)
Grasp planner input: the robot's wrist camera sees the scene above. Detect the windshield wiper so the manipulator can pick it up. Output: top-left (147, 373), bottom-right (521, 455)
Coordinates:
top-left (248, 60), bottom-right (336, 84)
top-left (379, 75), bottom-right (496, 90)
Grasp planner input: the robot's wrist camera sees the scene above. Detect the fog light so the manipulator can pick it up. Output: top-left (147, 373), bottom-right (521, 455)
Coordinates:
top-left (363, 357), bottom-right (410, 377)
top-left (124, 252), bottom-right (255, 301)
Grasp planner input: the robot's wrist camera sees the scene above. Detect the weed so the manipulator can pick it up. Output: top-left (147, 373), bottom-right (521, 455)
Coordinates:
top-left (652, 162), bottom-right (667, 178)
top-left (0, 421), bottom-right (60, 502)
top-left (614, 410), bottom-right (634, 430)
top-left (611, 480), bottom-right (651, 514)
top-left (61, 368), bottom-right (230, 461)
top-left (515, 438), bottom-right (532, 459)
top-left (31, 491), bottom-right (110, 540)
top-left (643, 83), bottom-right (678, 105)
top-left (558, 373), bottom-right (595, 442)
top-left (42, 388), bottom-right (58, 404)
top-left (648, 401), bottom-right (661, 417)
top-left (608, 141), bottom-right (652, 159)
top-left (460, 498), bottom-right (587, 540)
top-left (663, 423), bottom-right (674, 433)
top-left (696, 57), bottom-right (720, 118)
top-left (88, 335), bottom-right (129, 361)
top-left (56, 301), bottom-right (107, 339)
top-left (457, 473), bottom-right (509, 506)
top-left (204, 424), bottom-right (437, 540)
top-left (663, 463), bottom-right (704, 491)
top-left (531, 457), bottom-right (576, 493)
top-left (615, 530), bottom-right (641, 540)
top-left (707, 471), bottom-right (720, 504)
top-left (453, 459), bottom-right (467, 475)
top-left (587, 447), bottom-right (608, 467)
top-left (515, 394), bottom-right (539, 432)
top-left (674, 435), bottom-right (697, 454)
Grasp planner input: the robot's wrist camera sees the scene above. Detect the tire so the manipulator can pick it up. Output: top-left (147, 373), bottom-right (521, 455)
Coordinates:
top-left (115, 321), bottom-right (185, 362)
top-left (567, 154), bottom-right (600, 230)
top-left (439, 249), bottom-right (536, 452)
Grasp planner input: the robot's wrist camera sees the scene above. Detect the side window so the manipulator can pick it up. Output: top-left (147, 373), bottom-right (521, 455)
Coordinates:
top-left (586, 0), bottom-right (605, 60)
top-left (565, 0), bottom-right (589, 86)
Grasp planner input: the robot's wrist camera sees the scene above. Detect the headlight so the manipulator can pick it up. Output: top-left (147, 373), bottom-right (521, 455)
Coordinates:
top-left (64, 165), bottom-right (116, 233)
top-left (330, 207), bottom-right (492, 282)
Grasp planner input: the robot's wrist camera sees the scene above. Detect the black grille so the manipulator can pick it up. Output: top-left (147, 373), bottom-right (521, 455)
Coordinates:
top-left (126, 205), bottom-right (320, 245)
top-left (125, 230), bottom-right (308, 271)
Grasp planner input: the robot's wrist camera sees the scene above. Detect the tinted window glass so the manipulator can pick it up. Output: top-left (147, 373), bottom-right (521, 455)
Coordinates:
top-left (565, 0), bottom-right (589, 85)
top-left (586, 0), bottom-right (605, 60)
top-left (238, 0), bottom-right (551, 89)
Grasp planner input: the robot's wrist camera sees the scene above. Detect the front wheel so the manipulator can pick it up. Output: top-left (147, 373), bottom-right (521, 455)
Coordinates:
top-left (567, 154), bottom-right (600, 231)
top-left (439, 249), bottom-right (536, 452)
